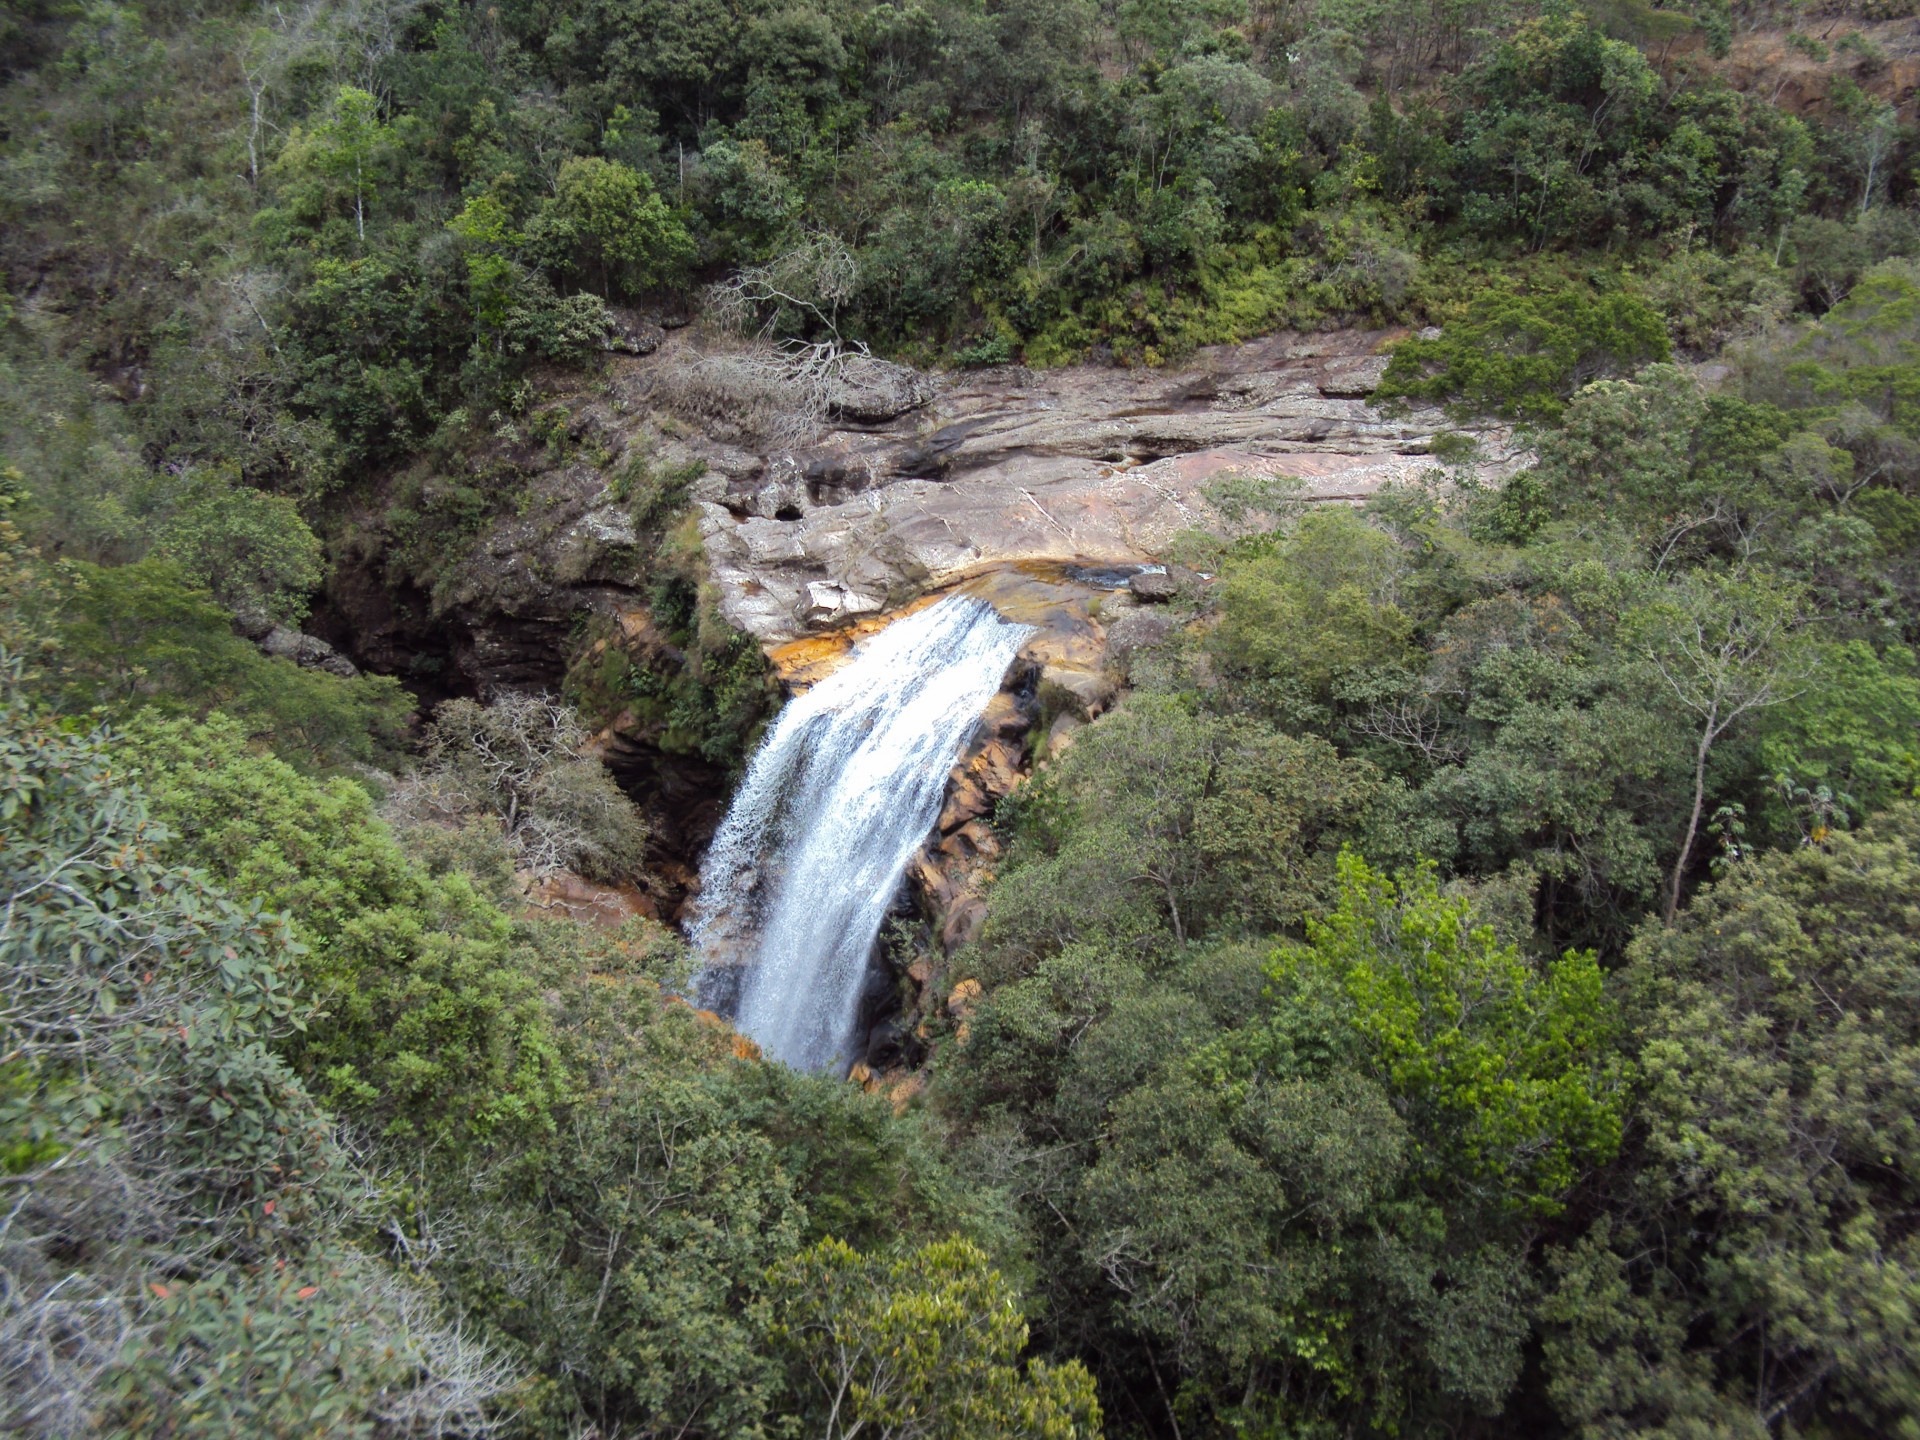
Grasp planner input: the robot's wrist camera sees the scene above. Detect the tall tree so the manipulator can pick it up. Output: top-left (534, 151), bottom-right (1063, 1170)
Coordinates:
top-left (1625, 569), bottom-right (1809, 920)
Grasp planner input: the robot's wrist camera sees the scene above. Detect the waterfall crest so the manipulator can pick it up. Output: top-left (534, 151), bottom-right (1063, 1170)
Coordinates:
top-left (692, 594), bottom-right (1033, 1072)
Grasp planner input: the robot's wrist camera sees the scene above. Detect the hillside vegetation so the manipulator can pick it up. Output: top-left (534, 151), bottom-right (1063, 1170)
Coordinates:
top-left (4, 0), bottom-right (1920, 1435)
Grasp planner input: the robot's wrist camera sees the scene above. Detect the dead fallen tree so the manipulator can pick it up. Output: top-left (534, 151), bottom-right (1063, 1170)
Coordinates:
top-left (651, 236), bottom-right (926, 448)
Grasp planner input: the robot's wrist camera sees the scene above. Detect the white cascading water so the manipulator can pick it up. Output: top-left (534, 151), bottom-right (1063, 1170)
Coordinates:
top-left (692, 594), bottom-right (1033, 1072)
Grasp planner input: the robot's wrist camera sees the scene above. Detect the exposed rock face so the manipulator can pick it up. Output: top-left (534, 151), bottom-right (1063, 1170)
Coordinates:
top-left (823, 354), bottom-right (936, 424)
top-left (314, 405), bottom-right (744, 916)
top-left (1705, 19), bottom-right (1920, 120)
top-left (522, 870), bottom-right (659, 926)
top-left (323, 325), bottom-right (1511, 700)
top-left (627, 328), bottom-right (1523, 644)
top-left (1128, 568), bottom-right (1178, 601)
top-left (319, 423), bottom-right (701, 701)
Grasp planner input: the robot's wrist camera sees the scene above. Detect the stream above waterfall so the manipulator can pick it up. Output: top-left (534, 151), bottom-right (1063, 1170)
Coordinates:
top-left (690, 594), bottom-right (1034, 1072)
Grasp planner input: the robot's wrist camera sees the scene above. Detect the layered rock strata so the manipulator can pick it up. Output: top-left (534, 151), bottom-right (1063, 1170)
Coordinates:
top-left (640, 327), bottom-right (1521, 643)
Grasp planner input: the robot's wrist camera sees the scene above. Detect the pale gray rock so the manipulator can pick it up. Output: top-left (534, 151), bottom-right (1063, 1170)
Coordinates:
top-left (260, 626), bottom-right (359, 677)
top-left (621, 327), bottom-right (1528, 642)
top-left (579, 506), bottom-right (638, 547)
top-left (1106, 607), bottom-right (1177, 660)
top-left (1128, 569), bottom-right (1178, 601)
top-left (803, 580), bottom-right (886, 624)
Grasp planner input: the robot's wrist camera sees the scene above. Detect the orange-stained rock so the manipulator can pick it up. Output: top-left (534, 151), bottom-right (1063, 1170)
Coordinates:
top-left (1045, 711), bottom-right (1085, 761)
top-left (522, 870), bottom-right (660, 927)
top-left (937, 820), bottom-right (1000, 866)
top-left (969, 737), bottom-right (1024, 794)
top-left (908, 853), bottom-right (957, 910)
top-left (766, 631), bottom-right (861, 690)
top-left (941, 897), bottom-right (987, 953)
top-left (767, 592), bottom-right (947, 690)
top-left (936, 735), bottom-right (1022, 830)
top-left (848, 1061), bottom-right (875, 1089)
top-left (730, 1031), bottom-right (762, 1062)
top-left (1039, 665), bottom-right (1115, 722)
top-left (907, 956), bottom-right (935, 987)
top-left (886, 1074), bottom-right (926, 1116)
top-left (937, 772), bottom-right (992, 833)
top-left (978, 690), bottom-right (1033, 740)
top-left (948, 978), bottom-right (983, 1017)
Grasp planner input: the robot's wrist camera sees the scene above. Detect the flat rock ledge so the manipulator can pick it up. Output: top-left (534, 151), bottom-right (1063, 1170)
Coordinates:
top-left (645, 327), bottom-right (1523, 644)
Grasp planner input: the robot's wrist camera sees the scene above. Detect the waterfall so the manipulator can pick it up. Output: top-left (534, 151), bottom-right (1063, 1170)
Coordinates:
top-left (692, 594), bottom-right (1034, 1072)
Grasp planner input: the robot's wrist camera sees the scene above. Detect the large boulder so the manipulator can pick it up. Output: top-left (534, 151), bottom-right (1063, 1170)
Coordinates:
top-left (260, 626), bottom-right (359, 678)
top-left (1128, 568), bottom-right (1179, 601)
top-left (1038, 665), bottom-right (1115, 723)
top-left (824, 355), bottom-right (934, 424)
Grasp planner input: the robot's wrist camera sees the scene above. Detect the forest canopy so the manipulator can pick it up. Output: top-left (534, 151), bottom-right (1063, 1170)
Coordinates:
top-left (3, 0), bottom-right (1920, 1434)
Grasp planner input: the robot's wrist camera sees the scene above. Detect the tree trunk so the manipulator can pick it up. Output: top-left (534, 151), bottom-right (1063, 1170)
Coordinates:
top-left (1667, 728), bottom-right (1713, 922)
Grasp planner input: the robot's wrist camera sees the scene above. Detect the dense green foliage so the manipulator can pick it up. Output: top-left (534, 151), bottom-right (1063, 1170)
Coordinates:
top-left (2, 628), bottom-right (1061, 1432)
top-left (1542, 805), bottom-right (1920, 1438)
top-left (5, 0), bottom-right (1920, 1434)
top-left (926, 251), bottom-right (1920, 1435)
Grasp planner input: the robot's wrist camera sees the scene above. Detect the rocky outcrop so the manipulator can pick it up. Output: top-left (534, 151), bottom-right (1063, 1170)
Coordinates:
top-left (321, 325), bottom-right (1512, 697)
top-left (313, 403), bottom-right (747, 916)
top-left (1704, 19), bottom-right (1920, 122)
top-left (260, 624), bottom-right (360, 677)
top-left (620, 327), bottom-right (1523, 644)
top-left (318, 416), bottom-right (707, 701)
top-left (522, 870), bottom-right (659, 926)
top-left (234, 608), bottom-right (362, 678)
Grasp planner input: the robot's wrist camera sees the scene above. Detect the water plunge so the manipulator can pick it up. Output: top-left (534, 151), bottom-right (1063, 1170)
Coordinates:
top-left (692, 594), bottom-right (1034, 1072)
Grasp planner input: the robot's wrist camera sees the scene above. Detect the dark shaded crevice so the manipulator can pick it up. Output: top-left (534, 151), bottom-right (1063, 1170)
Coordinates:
top-left (313, 547), bottom-right (737, 915)
top-left (594, 729), bottom-right (733, 922)
top-left (309, 558), bottom-right (474, 711)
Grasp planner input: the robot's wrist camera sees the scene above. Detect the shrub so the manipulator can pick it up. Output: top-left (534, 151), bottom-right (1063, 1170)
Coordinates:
top-left (1378, 278), bottom-right (1671, 425)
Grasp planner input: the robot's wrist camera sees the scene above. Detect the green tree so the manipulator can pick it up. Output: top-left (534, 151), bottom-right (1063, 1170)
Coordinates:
top-left (1772, 259), bottom-right (1920, 492)
top-left (47, 559), bottom-right (412, 767)
top-left (281, 85), bottom-right (398, 243)
top-left (0, 668), bottom-right (511, 1434)
top-left (972, 853), bottom-right (1620, 1434)
top-left (1756, 639), bottom-right (1920, 830)
top-left (122, 712), bottom-right (569, 1148)
top-left (980, 693), bottom-right (1380, 969)
top-left (473, 1052), bottom-right (805, 1439)
top-left (1258, 851), bottom-right (1623, 1207)
top-left (530, 155), bottom-right (695, 298)
top-left (1545, 804), bottom-right (1920, 1438)
top-left (446, 190), bottom-right (523, 333)
top-left (1623, 568), bottom-right (1810, 919)
top-left (1533, 364), bottom-right (1807, 567)
top-left (1211, 507), bottom-right (1418, 724)
top-left (153, 467), bottom-right (325, 625)
top-left (766, 1236), bottom-right (1101, 1440)
top-left (1378, 279), bottom-right (1671, 425)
